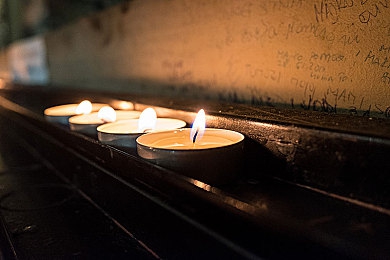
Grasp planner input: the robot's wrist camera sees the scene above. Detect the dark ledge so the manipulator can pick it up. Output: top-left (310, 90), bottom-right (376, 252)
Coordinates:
top-left (0, 84), bottom-right (388, 259)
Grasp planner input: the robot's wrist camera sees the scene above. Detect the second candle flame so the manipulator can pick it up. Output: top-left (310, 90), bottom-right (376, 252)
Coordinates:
top-left (98, 106), bottom-right (117, 122)
top-left (75, 100), bottom-right (93, 115)
top-left (190, 109), bottom-right (206, 143)
top-left (138, 108), bottom-right (157, 133)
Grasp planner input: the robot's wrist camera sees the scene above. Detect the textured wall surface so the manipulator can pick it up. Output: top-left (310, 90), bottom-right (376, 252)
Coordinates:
top-left (42, 0), bottom-right (389, 115)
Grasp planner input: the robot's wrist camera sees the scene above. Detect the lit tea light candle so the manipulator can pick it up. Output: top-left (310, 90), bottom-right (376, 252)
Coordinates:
top-left (44, 100), bottom-right (107, 125)
top-left (97, 107), bottom-right (187, 148)
top-left (136, 109), bottom-right (244, 185)
top-left (69, 105), bottom-right (141, 135)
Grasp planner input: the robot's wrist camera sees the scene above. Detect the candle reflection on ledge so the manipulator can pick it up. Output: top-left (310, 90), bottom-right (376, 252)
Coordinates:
top-left (189, 179), bottom-right (265, 215)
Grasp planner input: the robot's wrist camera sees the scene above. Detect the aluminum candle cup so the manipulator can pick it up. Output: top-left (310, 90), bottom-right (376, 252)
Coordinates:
top-left (69, 110), bottom-right (142, 135)
top-left (97, 118), bottom-right (187, 148)
top-left (136, 128), bottom-right (245, 185)
top-left (44, 103), bottom-right (107, 125)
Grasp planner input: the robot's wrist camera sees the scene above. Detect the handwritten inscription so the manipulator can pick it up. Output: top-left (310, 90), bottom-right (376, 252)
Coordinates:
top-left (314, 0), bottom-right (389, 24)
top-left (245, 64), bottom-right (281, 83)
top-left (241, 21), bottom-right (279, 43)
top-left (290, 77), bottom-right (316, 99)
top-left (267, 0), bottom-right (304, 12)
top-left (278, 50), bottom-right (349, 84)
top-left (284, 21), bottom-right (360, 47)
top-left (382, 72), bottom-right (390, 84)
top-left (221, 0), bottom-right (304, 19)
top-left (359, 0), bottom-right (389, 24)
top-left (314, 0), bottom-right (354, 24)
top-left (339, 33), bottom-right (360, 46)
top-left (245, 85), bottom-right (281, 106)
top-left (310, 52), bottom-right (345, 62)
top-left (364, 50), bottom-right (390, 69)
top-left (285, 21), bottom-right (335, 43)
top-left (162, 60), bottom-right (193, 82)
top-left (223, 15), bottom-right (360, 48)
top-left (169, 1), bottom-right (388, 116)
top-left (379, 44), bottom-right (390, 54)
top-left (374, 103), bottom-right (390, 117)
top-left (291, 76), bottom-right (364, 113)
top-left (289, 75), bottom-right (389, 117)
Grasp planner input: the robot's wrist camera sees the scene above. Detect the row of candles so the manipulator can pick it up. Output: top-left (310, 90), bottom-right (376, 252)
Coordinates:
top-left (44, 100), bottom-right (244, 184)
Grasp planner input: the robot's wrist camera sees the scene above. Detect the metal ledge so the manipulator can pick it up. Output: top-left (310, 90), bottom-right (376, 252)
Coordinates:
top-left (0, 85), bottom-right (389, 259)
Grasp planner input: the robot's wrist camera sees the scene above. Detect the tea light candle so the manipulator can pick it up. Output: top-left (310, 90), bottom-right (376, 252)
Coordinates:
top-left (44, 100), bottom-right (107, 125)
top-left (97, 107), bottom-right (187, 148)
top-left (69, 107), bottom-right (142, 135)
top-left (136, 110), bottom-right (244, 185)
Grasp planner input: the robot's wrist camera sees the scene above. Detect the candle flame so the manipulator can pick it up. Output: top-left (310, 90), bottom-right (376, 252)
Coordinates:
top-left (98, 106), bottom-right (116, 122)
top-left (190, 109), bottom-right (205, 143)
top-left (138, 107), bottom-right (157, 132)
top-left (75, 100), bottom-right (92, 115)
top-left (112, 100), bottom-right (134, 110)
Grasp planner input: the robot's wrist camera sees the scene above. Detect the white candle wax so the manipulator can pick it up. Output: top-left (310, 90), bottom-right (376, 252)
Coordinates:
top-left (97, 118), bottom-right (187, 148)
top-left (44, 103), bottom-right (107, 125)
top-left (136, 128), bottom-right (245, 185)
top-left (138, 129), bottom-right (242, 150)
top-left (153, 136), bottom-right (233, 149)
top-left (69, 110), bottom-right (142, 135)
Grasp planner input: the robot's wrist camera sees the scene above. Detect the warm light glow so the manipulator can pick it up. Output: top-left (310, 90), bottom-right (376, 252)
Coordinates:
top-left (98, 106), bottom-right (116, 122)
top-left (190, 109), bottom-right (206, 143)
top-left (138, 107), bottom-right (157, 132)
top-left (112, 100), bottom-right (134, 110)
top-left (0, 79), bottom-right (5, 89)
top-left (191, 180), bottom-right (212, 191)
top-left (75, 100), bottom-right (92, 115)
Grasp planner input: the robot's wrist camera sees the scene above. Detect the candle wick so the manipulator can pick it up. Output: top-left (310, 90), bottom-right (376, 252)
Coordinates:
top-left (192, 129), bottom-right (199, 143)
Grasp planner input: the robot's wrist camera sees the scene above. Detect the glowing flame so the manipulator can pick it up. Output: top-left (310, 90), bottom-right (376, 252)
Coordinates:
top-left (112, 100), bottom-right (134, 110)
top-left (138, 107), bottom-right (157, 132)
top-left (0, 79), bottom-right (5, 89)
top-left (190, 109), bottom-right (205, 143)
top-left (98, 106), bottom-right (116, 122)
top-left (75, 100), bottom-right (92, 115)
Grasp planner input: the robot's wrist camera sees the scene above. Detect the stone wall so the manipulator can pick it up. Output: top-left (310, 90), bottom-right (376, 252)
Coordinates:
top-left (4, 0), bottom-right (390, 116)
